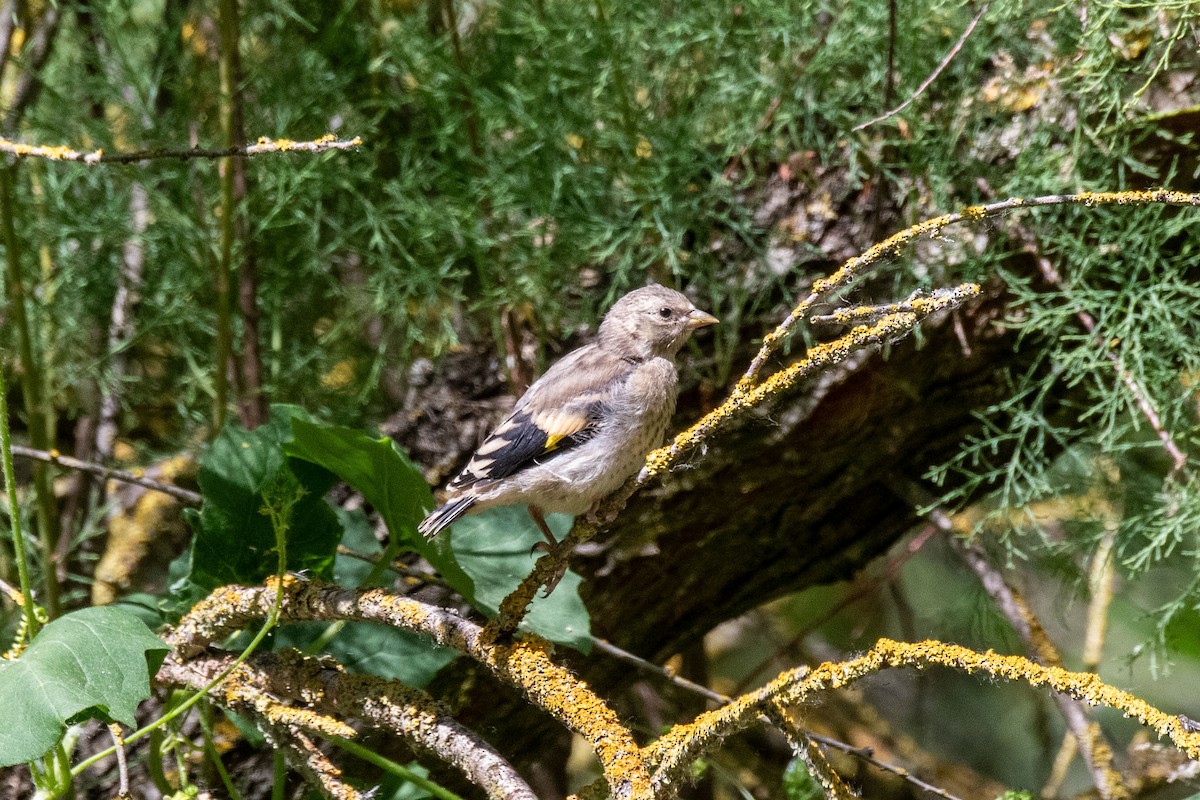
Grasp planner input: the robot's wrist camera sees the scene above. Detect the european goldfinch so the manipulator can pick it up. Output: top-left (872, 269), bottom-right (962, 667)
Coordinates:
top-left (418, 284), bottom-right (718, 548)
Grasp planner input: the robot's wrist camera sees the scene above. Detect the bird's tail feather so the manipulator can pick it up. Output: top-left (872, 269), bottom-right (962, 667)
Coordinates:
top-left (418, 497), bottom-right (476, 540)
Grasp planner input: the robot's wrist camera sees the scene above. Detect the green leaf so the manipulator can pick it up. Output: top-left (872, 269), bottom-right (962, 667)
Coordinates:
top-left (0, 607), bottom-right (167, 767)
top-left (184, 406), bottom-right (342, 592)
top-left (782, 757), bottom-right (822, 800)
top-left (276, 622), bottom-right (455, 688)
top-left (282, 415), bottom-right (474, 598)
top-left (448, 506), bottom-right (591, 651)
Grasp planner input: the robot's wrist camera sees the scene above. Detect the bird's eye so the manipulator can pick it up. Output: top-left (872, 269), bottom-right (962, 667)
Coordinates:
top-left (657, 307), bottom-right (674, 319)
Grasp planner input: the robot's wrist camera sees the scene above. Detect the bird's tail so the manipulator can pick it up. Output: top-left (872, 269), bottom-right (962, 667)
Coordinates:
top-left (418, 496), bottom-right (476, 540)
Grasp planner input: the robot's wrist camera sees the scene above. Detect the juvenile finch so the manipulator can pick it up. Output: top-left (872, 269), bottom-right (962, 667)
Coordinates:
top-left (418, 284), bottom-right (718, 549)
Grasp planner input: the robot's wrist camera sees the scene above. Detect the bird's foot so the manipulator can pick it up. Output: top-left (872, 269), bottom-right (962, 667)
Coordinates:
top-left (529, 538), bottom-right (571, 596)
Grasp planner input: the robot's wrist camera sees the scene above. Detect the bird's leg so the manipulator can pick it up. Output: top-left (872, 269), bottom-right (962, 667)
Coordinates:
top-left (528, 505), bottom-right (560, 550)
top-left (527, 505), bottom-right (569, 596)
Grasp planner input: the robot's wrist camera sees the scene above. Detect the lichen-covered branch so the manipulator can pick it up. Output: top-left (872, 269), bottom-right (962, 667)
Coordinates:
top-left (161, 648), bottom-right (537, 800)
top-left (169, 578), bottom-right (651, 800)
top-left (644, 637), bottom-right (1200, 798)
top-left (740, 189), bottom-right (1200, 388)
top-left (158, 653), bottom-right (360, 800)
top-left (766, 707), bottom-right (858, 800)
top-left (0, 134), bottom-right (362, 164)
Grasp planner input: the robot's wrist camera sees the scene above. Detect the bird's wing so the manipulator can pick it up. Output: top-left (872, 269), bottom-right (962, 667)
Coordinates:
top-left (446, 344), bottom-right (630, 492)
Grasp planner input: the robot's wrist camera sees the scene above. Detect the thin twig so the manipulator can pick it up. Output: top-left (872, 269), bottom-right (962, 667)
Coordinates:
top-left (8, 444), bottom-right (201, 505)
top-left (978, 180), bottom-right (1190, 474)
top-left (729, 523), bottom-right (938, 697)
top-left (854, 3), bottom-right (989, 132)
top-left (806, 732), bottom-right (966, 800)
top-left (0, 134), bottom-right (362, 164)
top-left (591, 636), bottom-right (730, 705)
top-left (108, 724), bottom-right (130, 799)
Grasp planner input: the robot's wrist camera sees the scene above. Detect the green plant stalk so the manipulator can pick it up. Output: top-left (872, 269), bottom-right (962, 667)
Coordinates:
top-left (0, 164), bottom-right (59, 619)
top-left (199, 700), bottom-right (244, 800)
top-left (146, 728), bottom-right (173, 796)
top-left (0, 358), bottom-right (38, 640)
top-left (29, 740), bottom-right (72, 800)
top-left (328, 734), bottom-right (466, 800)
top-left (72, 471), bottom-right (296, 779)
top-left (272, 749), bottom-right (286, 800)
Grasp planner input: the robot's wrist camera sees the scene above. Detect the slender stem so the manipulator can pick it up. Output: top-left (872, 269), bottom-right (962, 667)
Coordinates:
top-left (0, 163), bottom-right (59, 618)
top-left (0, 362), bottom-right (37, 639)
top-left (199, 701), bottom-right (244, 800)
top-left (271, 749), bottom-right (286, 800)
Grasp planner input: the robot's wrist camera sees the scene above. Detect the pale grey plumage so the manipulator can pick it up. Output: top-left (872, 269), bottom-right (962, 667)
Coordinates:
top-left (418, 284), bottom-right (718, 542)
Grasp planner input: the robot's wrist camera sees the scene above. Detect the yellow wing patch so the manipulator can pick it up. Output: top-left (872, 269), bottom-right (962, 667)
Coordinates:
top-left (533, 409), bottom-right (588, 452)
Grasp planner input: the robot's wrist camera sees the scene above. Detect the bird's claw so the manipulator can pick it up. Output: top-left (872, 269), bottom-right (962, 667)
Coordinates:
top-left (530, 539), bottom-right (570, 597)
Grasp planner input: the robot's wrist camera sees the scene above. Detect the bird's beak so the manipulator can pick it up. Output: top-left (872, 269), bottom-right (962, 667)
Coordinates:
top-left (686, 308), bottom-right (720, 329)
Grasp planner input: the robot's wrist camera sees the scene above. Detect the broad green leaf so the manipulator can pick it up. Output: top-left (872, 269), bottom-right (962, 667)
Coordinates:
top-left (184, 407), bottom-right (342, 591)
top-left (0, 607), bottom-right (166, 766)
top-left (276, 622), bottom-right (455, 687)
top-left (449, 506), bottom-right (591, 651)
top-left (282, 416), bottom-right (474, 598)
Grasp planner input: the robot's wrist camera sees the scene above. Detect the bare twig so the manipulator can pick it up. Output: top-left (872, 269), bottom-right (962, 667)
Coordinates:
top-left (0, 134), bottom-right (363, 164)
top-left (108, 724), bottom-right (130, 799)
top-left (806, 732), bottom-right (966, 800)
top-left (854, 3), bottom-right (990, 131)
top-left (8, 444), bottom-right (201, 505)
top-left (591, 636), bottom-right (730, 705)
top-left (98, 182), bottom-right (149, 465)
top-left (218, 0), bottom-right (265, 430)
top-left (729, 523), bottom-right (938, 697)
top-left (0, 0), bottom-right (16, 80)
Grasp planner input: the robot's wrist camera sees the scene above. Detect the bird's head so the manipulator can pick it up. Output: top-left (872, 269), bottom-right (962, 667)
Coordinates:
top-left (598, 284), bottom-right (719, 360)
